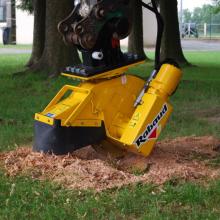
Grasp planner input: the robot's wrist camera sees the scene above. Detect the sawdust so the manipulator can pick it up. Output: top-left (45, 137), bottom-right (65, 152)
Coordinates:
top-left (1, 136), bottom-right (220, 191)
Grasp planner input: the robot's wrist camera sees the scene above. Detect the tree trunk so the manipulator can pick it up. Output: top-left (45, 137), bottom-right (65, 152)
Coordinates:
top-left (128, 0), bottom-right (147, 59)
top-left (160, 0), bottom-right (189, 65)
top-left (31, 0), bottom-right (81, 76)
top-left (26, 0), bottom-right (46, 67)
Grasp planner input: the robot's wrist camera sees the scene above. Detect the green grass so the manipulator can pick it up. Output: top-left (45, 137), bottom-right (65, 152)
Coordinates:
top-left (163, 52), bottom-right (220, 138)
top-left (0, 52), bottom-right (220, 219)
top-left (1, 171), bottom-right (220, 219)
top-left (0, 54), bottom-right (71, 150)
top-left (0, 44), bottom-right (32, 49)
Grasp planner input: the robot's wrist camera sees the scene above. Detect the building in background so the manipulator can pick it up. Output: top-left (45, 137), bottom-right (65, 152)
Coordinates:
top-left (0, 0), bottom-right (16, 44)
top-left (0, 0), bottom-right (6, 23)
top-left (0, 0), bottom-right (33, 44)
top-left (122, 6), bottom-right (157, 47)
top-left (15, 5), bottom-right (33, 44)
top-left (143, 7), bottom-right (157, 46)
top-left (0, 0), bottom-right (7, 41)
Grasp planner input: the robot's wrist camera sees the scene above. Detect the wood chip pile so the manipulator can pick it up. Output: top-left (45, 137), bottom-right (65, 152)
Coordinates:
top-left (1, 136), bottom-right (220, 191)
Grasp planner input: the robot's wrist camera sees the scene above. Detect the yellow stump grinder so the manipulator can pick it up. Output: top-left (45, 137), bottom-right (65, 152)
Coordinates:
top-left (33, 0), bottom-right (182, 157)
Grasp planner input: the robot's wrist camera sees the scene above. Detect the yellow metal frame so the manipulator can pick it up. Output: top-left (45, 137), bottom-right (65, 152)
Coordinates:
top-left (35, 63), bottom-right (182, 157)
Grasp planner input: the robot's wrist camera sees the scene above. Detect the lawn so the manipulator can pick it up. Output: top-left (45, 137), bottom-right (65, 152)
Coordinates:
top-left (0, 44), bottom-right (32, 49)
top-left (0, 51), bottom-right (220, 219)
top-left (1, 173), bottom-right (220, 220)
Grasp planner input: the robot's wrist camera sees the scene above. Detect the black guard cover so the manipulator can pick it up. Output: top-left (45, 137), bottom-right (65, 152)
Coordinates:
top-left (33, 120), bottom-right (106, 155)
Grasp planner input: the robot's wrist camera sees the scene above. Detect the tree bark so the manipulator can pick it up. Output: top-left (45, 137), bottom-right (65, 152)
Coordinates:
top-left (128, 0), bottom-right (147, 59)
top-left (160, 0), bottom-right (189, 65)
top-left (26, 0), bottom-right (46, 67)
top-left (30, 0), bottom-right (81, 76)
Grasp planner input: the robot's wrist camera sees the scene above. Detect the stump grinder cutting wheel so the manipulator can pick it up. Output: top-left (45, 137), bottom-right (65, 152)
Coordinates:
top-left (33, 0), bottom-right (182, 157)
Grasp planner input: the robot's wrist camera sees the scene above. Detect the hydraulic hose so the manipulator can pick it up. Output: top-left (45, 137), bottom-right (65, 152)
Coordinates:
top-left (140, 0), bottom-right (164, 70)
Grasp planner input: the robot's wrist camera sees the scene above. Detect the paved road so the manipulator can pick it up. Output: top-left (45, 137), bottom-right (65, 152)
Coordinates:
top-left (0, 48), bottom-right (31, 54)
top-left (0, 40), bottom-right (220, 54)
top-left (181, 39), bottom-right (220, 51)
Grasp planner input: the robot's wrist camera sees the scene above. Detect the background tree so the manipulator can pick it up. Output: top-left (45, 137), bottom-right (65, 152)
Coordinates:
top-left (182, 9), bottom-right (192, 23)
top-left (34, 0), bottom-right (81, 76)
top-left (128, 0), bottom-right (147, 59)
top-left (19, 0), bottom-right (81, 76)
top-left (159, 0), bottom-right (189, 65)
top-left (17, 0), bottom-right (33, 13)
top-left (192, 5), bottom-right (214, 24)
top-left (181, 4), bottom-right (220, 24)
top-left (26, 0), bottom-right (45, 67)
top-left (213, 0), bottom-right (220, 13)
